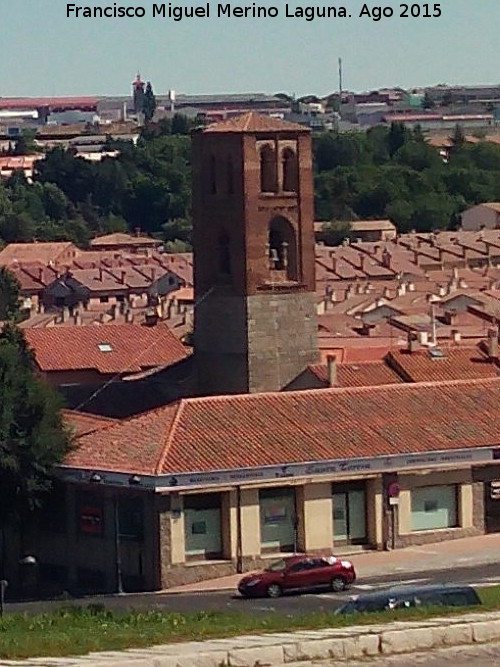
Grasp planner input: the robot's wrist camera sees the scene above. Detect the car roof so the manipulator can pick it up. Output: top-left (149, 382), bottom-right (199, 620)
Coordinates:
top-left (350, 583), bottom-right (476, 601)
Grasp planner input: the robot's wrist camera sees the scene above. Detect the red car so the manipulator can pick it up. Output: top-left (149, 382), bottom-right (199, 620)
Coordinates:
top-left (238, 554), bottom-right (356, 598)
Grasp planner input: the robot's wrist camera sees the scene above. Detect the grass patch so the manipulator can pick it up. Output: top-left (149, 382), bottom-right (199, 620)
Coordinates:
top-left (0, 587), bottom-right (499, 660)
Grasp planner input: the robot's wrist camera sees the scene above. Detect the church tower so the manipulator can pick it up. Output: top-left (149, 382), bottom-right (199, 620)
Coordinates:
top-left (192, 113), bottom-right (319, 395)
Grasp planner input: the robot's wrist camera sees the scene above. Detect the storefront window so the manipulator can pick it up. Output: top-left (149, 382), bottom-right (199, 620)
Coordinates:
top-left (184, 493), bottom-right (222, 559)
top-left (411, 485), bottom-right (457, 531)
top-left (259, 487), bottom-right (296, 552)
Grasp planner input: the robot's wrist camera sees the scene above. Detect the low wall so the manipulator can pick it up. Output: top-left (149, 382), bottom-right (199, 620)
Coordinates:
top-left (55, 609), bottom-right (500, 666)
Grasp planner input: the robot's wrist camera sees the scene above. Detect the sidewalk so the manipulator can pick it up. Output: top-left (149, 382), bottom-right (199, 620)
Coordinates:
top-left (164, 532), bottom-right (500, 594)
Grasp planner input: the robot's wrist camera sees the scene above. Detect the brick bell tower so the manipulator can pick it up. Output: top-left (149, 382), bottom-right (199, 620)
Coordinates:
top-left (192, 112), bottom-right (319, 395)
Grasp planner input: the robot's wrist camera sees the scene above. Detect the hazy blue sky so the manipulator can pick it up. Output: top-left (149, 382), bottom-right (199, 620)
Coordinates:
top-left (2, 1), bottom-right (498, 97)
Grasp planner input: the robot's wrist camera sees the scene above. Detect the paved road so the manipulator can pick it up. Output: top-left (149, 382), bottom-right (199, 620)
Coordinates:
top-left (4, 561), bottom-right (500, 617)
top-left (337, 641), bottom-right (500, 666)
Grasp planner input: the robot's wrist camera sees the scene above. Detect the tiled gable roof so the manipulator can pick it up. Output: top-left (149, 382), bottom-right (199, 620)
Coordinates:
top-left (25, 323), bottom-right (188, 374)
top-left (62, 409), bottom-right (119, 436)
top-left (309, 361), bottom-right (403, 387)
top-left (67, 378), bottom-right (500, 476)
top-left (90, 233), bottom-right (160, 247)
top-left (387, 346), bottom-right (500, 383)
top-left (203, 112), bottom-right (308, 133)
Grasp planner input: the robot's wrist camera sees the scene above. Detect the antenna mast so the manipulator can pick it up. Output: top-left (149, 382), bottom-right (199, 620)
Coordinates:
top-left (338, 57), bottom-right (343, 102)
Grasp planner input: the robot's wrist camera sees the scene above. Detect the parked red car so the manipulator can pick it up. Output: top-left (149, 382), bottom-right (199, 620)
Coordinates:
top-left (238, 554), bottom-right (356, 598)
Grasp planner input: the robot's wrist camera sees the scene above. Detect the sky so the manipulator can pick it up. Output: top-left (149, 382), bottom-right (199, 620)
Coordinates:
top-left (1, 0), bottom-right (498, 98)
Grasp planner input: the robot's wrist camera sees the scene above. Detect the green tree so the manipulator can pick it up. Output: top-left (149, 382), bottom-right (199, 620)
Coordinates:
top-left (0, 324), bottom-right (72, 560)
top-left (388, 123), bottom-right (410, 157)
top-left (450, 124), bottom-right (466, 152)
top-left (143, 81), bottom-right (157, 125)
top-left (0, 267), bottom-right (22, 321)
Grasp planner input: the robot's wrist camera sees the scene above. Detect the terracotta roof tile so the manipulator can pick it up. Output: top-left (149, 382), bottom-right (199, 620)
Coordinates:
top-left (67, 378), bottom-right (500, 475)
top-left (387, 346), bottom-right (500, 383)
top-left (24, 323), bottom-right (188, 374)
top-left (309, 361), bottom-right (404, 387)
top-left (0, 242), bottom-right (79, 267)
top-left (90, 233), bottom-right (160, 247)
top-left (62, 409), bottom-right (119, 436)
top-left (203, 112), bottom-right (308, 133)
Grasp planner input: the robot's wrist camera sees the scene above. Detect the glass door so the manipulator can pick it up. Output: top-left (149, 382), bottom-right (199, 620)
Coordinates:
top-left (333, 493), bottom-right (348, 542)
top-left (332, 486), bottom-right (367, 545)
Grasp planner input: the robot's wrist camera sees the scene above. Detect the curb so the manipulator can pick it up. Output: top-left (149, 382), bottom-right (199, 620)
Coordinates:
top-left (8, 610), bottom-right (500, 666)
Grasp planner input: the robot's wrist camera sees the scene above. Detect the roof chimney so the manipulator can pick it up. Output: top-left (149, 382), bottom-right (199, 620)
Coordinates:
top-left (407, 331), bottom-right (419, 353)
top-left (451, 329), bottom-right (461, 345)
top-left (326, 355), bottom-right (337, 387)
top-left (487, 327), bottom-right (499, 360)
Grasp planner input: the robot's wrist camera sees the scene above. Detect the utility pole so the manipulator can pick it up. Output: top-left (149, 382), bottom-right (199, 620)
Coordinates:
top-left (338, 57), bottom-right (343, 102)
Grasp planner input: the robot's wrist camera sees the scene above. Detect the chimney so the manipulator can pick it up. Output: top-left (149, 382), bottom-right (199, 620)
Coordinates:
top-left (407, 331), bottom-right (419, 353)
top-left (326, 355), bottom-right (337, 387)
top-left (73, 310), bottom-right (83, 326)
top-left (418, 331), bottom-right (429, 345)
top-left (451, 329), bottom-right (461, 344)
top-left (444, 309), bottom-right (457, 326)
top-left (487, 327), bottom-right (499, 360)
top-left (38, 268), bottom-right (43, 283)
top-left (110, 304), bottom-right (117, 321)
top-left (408, 282), bottom-right (415, 292)
top-left (383, 286), bottom-right (391, 298)
top-left (412, 249), bottom-right (420, 265)
top-left (61, 306), bottom-right (69, 323)
top-left (120, 271), bottom-right (126, 285)
top-left (125, 309), bottom-right (134, 323)
top-left (396, 283), bottom-right (406, 297)
top-left (438, 285), bottom-right (447, 297)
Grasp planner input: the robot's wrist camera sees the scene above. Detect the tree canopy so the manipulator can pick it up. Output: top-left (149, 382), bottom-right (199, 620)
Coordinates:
top-left (2, 120), bottom-right (500, 248)
top-left (0, 325), bottom-right (72, 533)
top-left (0, 267), bottom-right (22, 322)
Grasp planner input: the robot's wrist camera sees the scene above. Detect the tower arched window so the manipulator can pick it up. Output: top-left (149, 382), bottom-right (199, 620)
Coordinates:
top-left (282, 148), bottom-right (298, 192)
top-left (210, 155), bottom-right (217, 195)
top-left (260, 145), bottom-right (277, 193)
top-left (268, 217), bottom-right (298, 282)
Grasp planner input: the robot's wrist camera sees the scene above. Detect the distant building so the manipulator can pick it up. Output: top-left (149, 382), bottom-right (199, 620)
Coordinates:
top-left (461, 203), bottom-right (500, 231)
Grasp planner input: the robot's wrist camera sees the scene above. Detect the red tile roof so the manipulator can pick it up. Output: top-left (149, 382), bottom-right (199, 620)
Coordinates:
top-left (387, 346), bottom-right (500, 383)
top-left (203, 112), bottom-right (308, 133)
top-left (67, 378), bottom-right (500, 475)
top-left (62, 410), bottom-right (119, 436)
top-left (309, 361), bottom-right (403, 387)
top-left (90, 233), bottom-right (161, 247)
top-left (25, 323), bottom-right (189, 374)
top-left (0, 242), bottom-right (79, 267)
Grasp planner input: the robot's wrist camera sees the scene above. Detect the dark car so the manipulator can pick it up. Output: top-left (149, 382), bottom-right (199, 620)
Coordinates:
top-left (238, 554), bottom-right (356, 598)
top-left (335, 583), bottom-right (481, 615)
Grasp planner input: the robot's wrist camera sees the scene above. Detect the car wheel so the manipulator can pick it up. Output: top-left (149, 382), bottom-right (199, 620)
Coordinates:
top-left (331, 577), bottom-right (346, 592)
top-left (266, 583), bottom-right (282, 598)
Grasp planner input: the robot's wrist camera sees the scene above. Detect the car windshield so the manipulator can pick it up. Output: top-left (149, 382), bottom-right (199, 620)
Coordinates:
top-left (265, 559), bottom-right (288, 572)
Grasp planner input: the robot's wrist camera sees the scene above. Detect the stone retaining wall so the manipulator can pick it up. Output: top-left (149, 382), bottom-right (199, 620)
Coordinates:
top-left (10, 610), bottom-right (500, 667)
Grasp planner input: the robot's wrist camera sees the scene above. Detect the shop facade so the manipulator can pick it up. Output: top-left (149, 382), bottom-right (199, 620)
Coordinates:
top-left (24, 448), bottom-right (496, 593)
